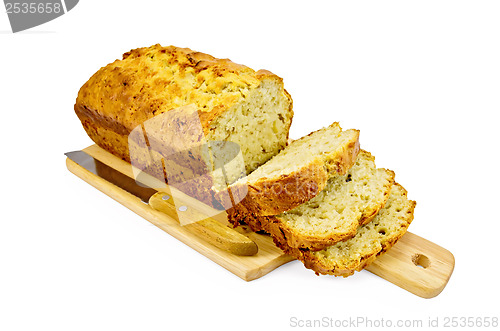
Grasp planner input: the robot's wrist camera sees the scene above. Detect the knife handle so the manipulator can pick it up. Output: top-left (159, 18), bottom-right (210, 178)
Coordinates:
top-left (148, 192), bottom-right (258, 256)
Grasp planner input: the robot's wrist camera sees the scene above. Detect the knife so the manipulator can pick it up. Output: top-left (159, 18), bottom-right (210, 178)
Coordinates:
top-left (65, 150), bottom-right (258, 256)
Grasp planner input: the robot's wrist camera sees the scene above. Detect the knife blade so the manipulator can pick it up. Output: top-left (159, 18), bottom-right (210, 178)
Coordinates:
top-left (65, 150), bottom-right (258, 256)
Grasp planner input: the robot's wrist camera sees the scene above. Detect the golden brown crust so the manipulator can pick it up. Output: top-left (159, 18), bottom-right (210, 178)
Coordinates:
top-left (277, 169), bottom-right (394, 251)
top-left (75, 44), bottom-right (293, 207)
top-left (223, 128), bottom-right (360, 218)
top-left (259, 183), bottom-right (416, 277)
top-left (224, 158), bottom-right (328, 217)
top-left (228, 167), bottom-right (395, 251)
top-left (75, 44), bottom-right (290, 164)
top-left (324, 135), bottom-right (361, 175)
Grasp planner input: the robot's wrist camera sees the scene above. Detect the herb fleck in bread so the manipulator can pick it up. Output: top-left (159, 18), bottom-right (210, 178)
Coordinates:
top-left (276, 183), bottom-right (416, 277)
top-left (219, 122), bottom-right (360, 215)
top-left (228, 150), bottom-right (395, 251)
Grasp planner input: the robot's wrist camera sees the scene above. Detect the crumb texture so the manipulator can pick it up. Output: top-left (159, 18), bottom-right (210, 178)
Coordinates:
top-left (258, 150), bottom-right (395, 250)
top-left (223, 122), bottom-right (360, 216)
top-left (304, 183), bottom-right (416, 276)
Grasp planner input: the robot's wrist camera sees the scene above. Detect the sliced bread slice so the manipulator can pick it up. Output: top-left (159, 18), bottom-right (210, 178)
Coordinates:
top-left (228, 150), bottom-right (395, 250)
top-left (275, 183), bottom-right (416, 277)
top-left (219, 122), bottom-right (360, 216)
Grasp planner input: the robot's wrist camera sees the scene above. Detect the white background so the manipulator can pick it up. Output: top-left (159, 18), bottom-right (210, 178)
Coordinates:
top-left (1, 1), bottom-right (499, 330)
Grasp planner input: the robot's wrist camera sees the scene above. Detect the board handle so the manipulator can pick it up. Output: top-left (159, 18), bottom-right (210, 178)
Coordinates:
top-left (365, 232), bottom-right (455, 298)
top-left (148, 192), bottom-right (258, 256)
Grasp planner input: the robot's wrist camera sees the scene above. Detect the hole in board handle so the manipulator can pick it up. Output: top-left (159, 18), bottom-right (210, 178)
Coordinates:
top-left (412, 253), bottom-right (431, 269)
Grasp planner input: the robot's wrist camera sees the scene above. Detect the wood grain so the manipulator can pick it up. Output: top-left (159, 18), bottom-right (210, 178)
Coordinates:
top-left (366, 232), bottom-right (455, 298)
top-left (148, 192), bottom-right (258, 256)
top-left (66, 145), bottom-right (454, 297)
top-left (66, 145), bottom-right (294, 281)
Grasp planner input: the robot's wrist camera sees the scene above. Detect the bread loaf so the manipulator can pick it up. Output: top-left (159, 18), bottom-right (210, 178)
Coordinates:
top-left (218, 122), bottom-right (360, 215)
top-left (75, 44), bottom-right (294, 206)
top-left (74, 44), bottom-right (417, 279)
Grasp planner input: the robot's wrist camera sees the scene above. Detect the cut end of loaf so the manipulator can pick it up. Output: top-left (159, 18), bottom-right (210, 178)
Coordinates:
top-left (207, 78), bottom-right (293, 184)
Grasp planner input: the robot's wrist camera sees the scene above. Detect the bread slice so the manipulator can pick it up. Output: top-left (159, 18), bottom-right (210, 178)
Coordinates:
top-left (274, 183), bottom-right (416, 277)
top-left (219, 122), bottom-right (360, 215)
top-left (228, 150), bottom-right (395, 250)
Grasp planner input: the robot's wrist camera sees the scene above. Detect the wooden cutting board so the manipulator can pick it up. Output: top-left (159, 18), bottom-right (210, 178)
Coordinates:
top-left (66, 145), bottom-right (454, 298)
